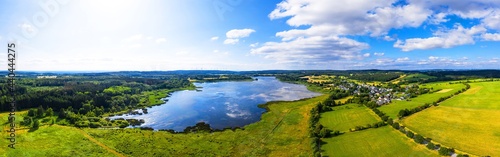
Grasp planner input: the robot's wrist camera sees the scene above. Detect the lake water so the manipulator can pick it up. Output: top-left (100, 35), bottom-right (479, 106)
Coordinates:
top-left (110, 77), bottom-right (321, 131)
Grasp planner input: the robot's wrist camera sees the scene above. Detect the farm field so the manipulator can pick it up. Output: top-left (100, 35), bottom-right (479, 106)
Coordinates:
top-left (321, 126), bottom-right (438, 157)
top-left (379, 82), bottom-right (466, 119)
top-left (319, 103), bottom-right (380, 131)
top-left (403, 82), bottom-right (500, 156)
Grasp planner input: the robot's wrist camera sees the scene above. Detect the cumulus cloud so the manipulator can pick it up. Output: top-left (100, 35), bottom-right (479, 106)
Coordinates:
top-left (224, 29), bottom-right (255, 44)
top-left (251, 36), bottom-right (369, 63)
top-left (394, 25), bottom-right (486, 51)
top-left (210, 36), bottom-right (219, 41)
top-left (270, 0), bottom-right (430, 37)
top-left (252, 0), bottom-right (500, 65)
top-left (226, 29), bottom-right (255, 38)
top-left (383, 35), bottom-right (395, 41)
top-left (482, 33), bottom-right (500, 41)
top-left (254, 0), bottom-right (435, 63)
top-left (249, 42), bottom-right (259, 47)
top-left (224, 39), bottom-right (239, 45)
top-left (363, 53), bottom-right (371, 57)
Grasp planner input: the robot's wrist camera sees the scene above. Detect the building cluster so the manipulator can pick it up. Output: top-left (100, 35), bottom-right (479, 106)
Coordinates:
top-left (337, 82), bottom-right (412, 106)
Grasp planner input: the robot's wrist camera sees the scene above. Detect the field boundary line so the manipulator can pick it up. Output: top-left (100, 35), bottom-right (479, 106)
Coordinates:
top-left (55, 125), bottom-right (126, 157)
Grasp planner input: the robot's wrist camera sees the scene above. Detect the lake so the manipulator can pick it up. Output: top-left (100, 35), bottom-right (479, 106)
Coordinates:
top-left (110, 77), bottom-right (321, 131)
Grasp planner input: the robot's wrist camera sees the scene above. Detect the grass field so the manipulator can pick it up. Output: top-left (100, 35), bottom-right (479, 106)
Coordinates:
top-left (321, 126), bottom-right (438, 157)
top-left (335, 96), bottom-right (353, 104)
top-left (379, 82), bottom-right (465, 119)
top-left (403, 82), bottom-right (500, 156)
top-left (319, 104), bottom-right (380, 131)
top-left (401, 73), bottom-right (437, 83)
top-left (0, 112), bottom-right (115, 157)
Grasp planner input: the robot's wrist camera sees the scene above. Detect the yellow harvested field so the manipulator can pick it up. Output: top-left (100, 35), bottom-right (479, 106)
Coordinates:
top-left (403, 82), bottom-right (500, 156)
top-left (463, 86), bottom-right (482, 95)
top-left (436, 88), bottom-right (452, 93)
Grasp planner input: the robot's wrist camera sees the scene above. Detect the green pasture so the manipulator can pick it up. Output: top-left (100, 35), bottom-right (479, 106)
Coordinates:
top-left (319, 103), bottom-right (380, 131)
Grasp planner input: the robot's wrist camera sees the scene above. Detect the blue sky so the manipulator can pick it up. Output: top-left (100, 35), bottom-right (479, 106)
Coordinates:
top-left (0, 0), bottom-right (499, 71)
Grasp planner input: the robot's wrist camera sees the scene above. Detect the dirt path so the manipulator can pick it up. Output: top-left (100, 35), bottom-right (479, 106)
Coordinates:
top-left (55, 125), bottom-right (126, 157)
top-left (78, 129), bottom-right (126, 157)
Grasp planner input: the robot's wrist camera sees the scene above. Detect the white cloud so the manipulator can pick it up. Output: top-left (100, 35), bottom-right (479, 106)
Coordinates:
top-left (269, 0), bottom-right (430, 37)
top-left (396, 57), bottom-right (410, 62)
top-left (224, 39), bottom-right (239, 45)
top-left (19, 23), bottom-right (36, 33)
top-left (251, 36), bottom-right (369, 63)
top-left (375, 58), bottom-right (394, 65)
top-left (394, 24), bottom-right (486, 51)
top-left (383, 35), bottom-right (394, 41)
top-left (210, 36), bottom-right (219, 41)
top-left (156, 38), bottom-right (167, 43)
top-left (429, 56), bottom-right (439, 61)
top-left (226, 29), bottom-right (255, 39)
top-left (483, 10), bottom-right (500, 31)
top-left (363, 53), bottom-right (370, 57)
top-left (224, 29), bottom-right (255, 44)
top-left (255, 0), bottom-right (434, 64)
top-left (123, 34), bottom-right (144, 42)
top-left (253, 0), bottom-right (500, 66)
top-left (250, 42), bottom-right (259, 47)
top-left (429, 12), bottom-right (449, 24)
top-left (482, 33), bottom-right (500, 41)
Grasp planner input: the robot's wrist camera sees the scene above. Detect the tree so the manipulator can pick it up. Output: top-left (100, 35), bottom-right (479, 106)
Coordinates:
top-left (406, 131), bottom-right (414, 138)
top-left (45, 107), bottom-right (54, 117)
top-left (22, 117), bottom-right (33, 126)
top-left (33, 119), bottom-right (40, 129)
top-left (319, 128), bottom-right (331, 138)
top-left (392, 122), bottom-right (400, 129)
top-left (414, 134), bottom-right (425, 144)
top-left (438, 147), bottom-right (453, 156)
top-left (28, 108), bottom-right (37, 117)
top-left (37, 106), bottom-right (45, 118)
top-left (426, 142), bottom-right (435, 150)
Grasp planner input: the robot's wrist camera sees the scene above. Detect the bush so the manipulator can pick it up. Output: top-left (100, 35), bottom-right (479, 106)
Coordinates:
top-left (75, 121), bottom-right (90, 127)
top-left (89, 122), bottom-right (102, 128)
top-left (33, 120), bottom-right (40, 129)
top-left (426, 142), bottom-right (435, 150)
top-left (413, 134), bottom-right (425, 144)
top-left (438, 147), bottom-right (454, 156)
top-left (406, 131), bottom-right (414, 138)
top-left (392, 122), bottom-right (400, 129)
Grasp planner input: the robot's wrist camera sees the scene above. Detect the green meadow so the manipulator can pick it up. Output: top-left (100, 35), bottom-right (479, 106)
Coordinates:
top-left (321, 126), bottom-right (438, 157)
top-left (319, 103), bottom-right (380, 131)
top-left (403, 82), bottom-right (500, 156)
top-left (0, 112), bottom-right (115, 157)
top-left (379, 82), bottom-right (465, 119)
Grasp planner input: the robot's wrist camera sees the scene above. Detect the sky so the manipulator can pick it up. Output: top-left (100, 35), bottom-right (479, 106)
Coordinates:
top-left (0, 0), bottom-right (499, 71)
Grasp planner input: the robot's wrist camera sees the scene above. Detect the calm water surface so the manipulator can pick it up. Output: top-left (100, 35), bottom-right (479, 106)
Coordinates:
top-left (110, 77), bottom-right (321, 131)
